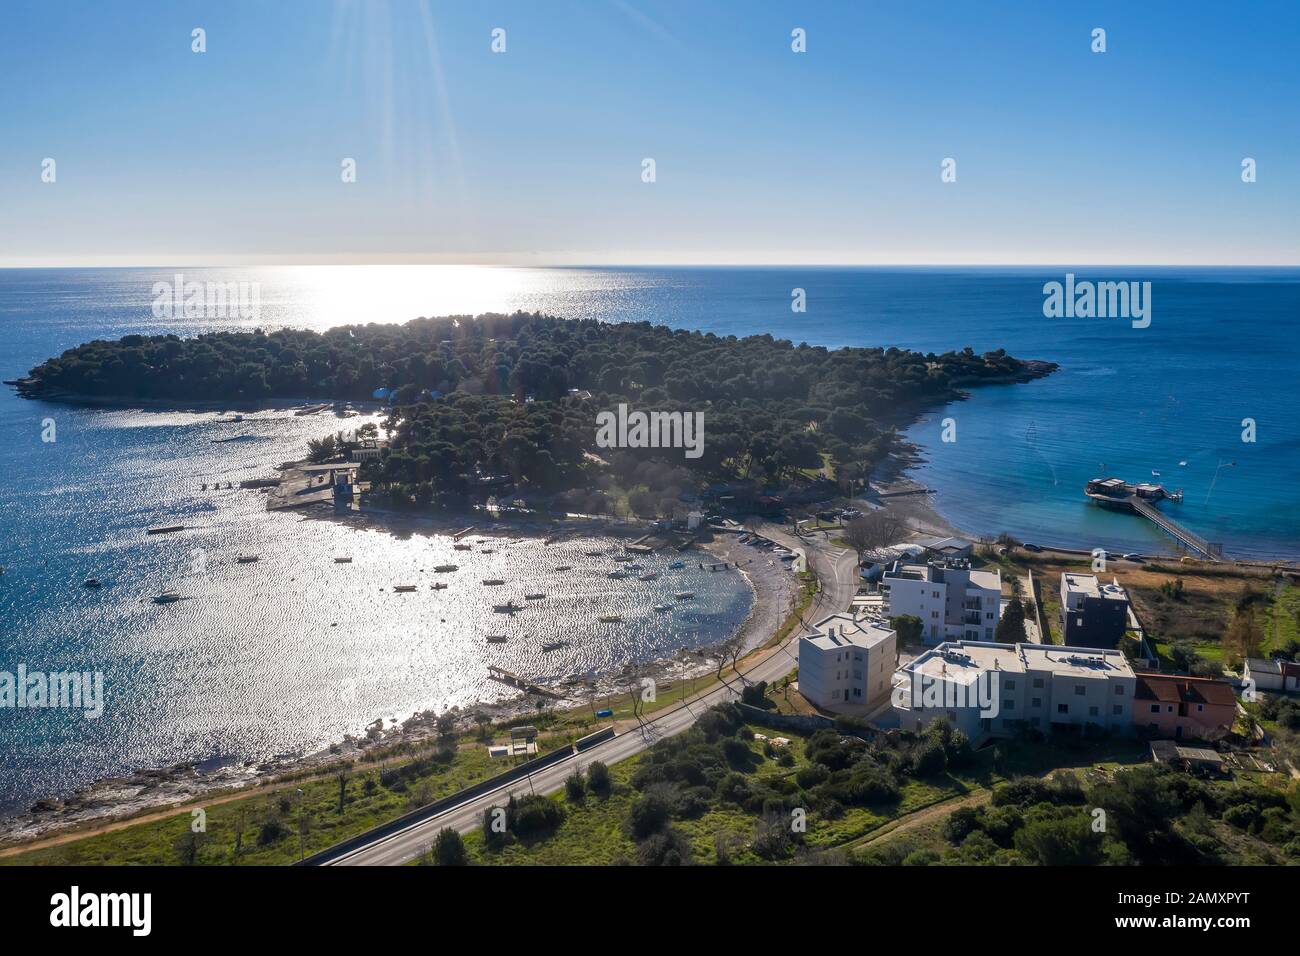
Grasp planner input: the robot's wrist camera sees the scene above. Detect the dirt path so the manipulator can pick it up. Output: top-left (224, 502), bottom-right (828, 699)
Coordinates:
top-left (850, 788), bottom-right (993, 850)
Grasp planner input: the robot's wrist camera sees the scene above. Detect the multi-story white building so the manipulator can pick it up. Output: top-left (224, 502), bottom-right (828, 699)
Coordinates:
top-left (892, 641), bottom-right (1136, 742)
top-left (882, 560), bottom-right (1002, 644)
top-left (797, 613), bottom-right (898, 712)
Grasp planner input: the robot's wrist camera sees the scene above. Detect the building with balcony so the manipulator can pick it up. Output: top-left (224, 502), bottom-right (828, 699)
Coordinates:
top-left (882, 560), bottom-right (1002, 644)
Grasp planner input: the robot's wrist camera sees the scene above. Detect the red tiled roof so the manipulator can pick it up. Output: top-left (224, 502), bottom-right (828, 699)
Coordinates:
top-left (1134, 673), bottom-right (1236, 708)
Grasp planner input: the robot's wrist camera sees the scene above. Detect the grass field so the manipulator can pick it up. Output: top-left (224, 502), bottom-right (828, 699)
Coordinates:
top-left (2, 738), bottom-right (524, 866)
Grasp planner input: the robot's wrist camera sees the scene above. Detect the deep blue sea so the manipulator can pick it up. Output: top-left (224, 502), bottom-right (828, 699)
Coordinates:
top-left (1, 265), bottom-right (1297, 813)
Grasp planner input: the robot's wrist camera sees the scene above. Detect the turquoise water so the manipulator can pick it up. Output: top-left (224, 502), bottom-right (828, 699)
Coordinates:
top-left (1, 265), bottom-right (1296, 812)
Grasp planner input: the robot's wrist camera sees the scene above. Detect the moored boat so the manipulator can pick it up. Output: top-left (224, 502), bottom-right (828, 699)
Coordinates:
top-left (153, 592), bottom-right (181, 604)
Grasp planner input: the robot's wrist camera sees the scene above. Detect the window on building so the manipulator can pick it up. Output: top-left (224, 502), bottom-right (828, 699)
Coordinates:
top-left (1150, 704), bottom-right (1160, 713)
top-left (1112, 704), bottom-right (1123, 715)
top-left (1033, 678), bottom-right (1044, 688)
top-left (1057, 703), bottom-right (1069, 714)
top-left (1167, 705), bottom-right (1174, 713)
top-left (1114, 685), bottom-right (1124, 695)
top-left (1031, 697), bottom-right (1042, 708)
top-left (1004, 699), bottom-right (1015, 710)
top-left (1005, 680), bottom-right (1016, 690)
top-left (1074, 685), bottom-right (1085, 696)
top-left (1089, 706), bottom-right (1099, 717)
top-left (1196, 704), bottom-right (1204, 712)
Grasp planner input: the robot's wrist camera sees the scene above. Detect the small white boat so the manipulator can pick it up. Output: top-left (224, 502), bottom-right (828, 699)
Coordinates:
top-left (554, 565), bottom-right (572, 572)
top-left (599, 613), bottom-right (623, 623)
top-left (525, 593), bottom-right (545, 600)
top-left (674, 591), bottom-right (694, 600)
top-left (393, 584), bottom-right (417, 593)
top-left (639, 572), bottom-right (658, 581)
top-left (334, 556), bottom-right (352, 563)
top-left (1179, 460), bottom-right (1188, 467)
top-left (84, 578), bottom-right (102, 588)
top-left (237, 554), bottom-right (259, 564)
top-left (485, 635), bottom-right (508, 644)
top-left (494, 601), bottom-right (522, 613)
top-left (454, 543), bottom-right (472, 551)
top-left (433, 582), bottom-right (448, 590)
top-left (434, 564), bottom-right (459, 572)
top-left (153, 592), bottom-right (181, 604)
top-left (608, 570), bottom-right (631, 579)
top-left (667, 561), bottom-right (686, 570)
top-left (542, 640), bottom-right (569, 652)
top-left (653, 604), bottom-right (672, 612)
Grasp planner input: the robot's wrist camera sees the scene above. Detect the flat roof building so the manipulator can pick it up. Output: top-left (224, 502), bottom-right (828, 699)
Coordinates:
top-left (798, 613), bottom-right (898, 713)
top-left (1060, 573), bottom-right (1130, 649)
top-left (883, 560), bottom-right (1002, 645)
top-left (893, 641), bottom-right (1136, 743)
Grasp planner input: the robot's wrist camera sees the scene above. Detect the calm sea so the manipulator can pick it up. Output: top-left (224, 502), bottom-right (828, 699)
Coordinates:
top-left (1, 265), bottom-right (1296, 812)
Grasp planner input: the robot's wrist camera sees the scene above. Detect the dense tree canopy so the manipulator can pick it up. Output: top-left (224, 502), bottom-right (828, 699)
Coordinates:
top-left (21, 313), bottom-right (1053, 505)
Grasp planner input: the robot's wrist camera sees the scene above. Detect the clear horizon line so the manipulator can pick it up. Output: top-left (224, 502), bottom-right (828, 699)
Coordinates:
top-left (2, 258), bottom-right (1299, 270)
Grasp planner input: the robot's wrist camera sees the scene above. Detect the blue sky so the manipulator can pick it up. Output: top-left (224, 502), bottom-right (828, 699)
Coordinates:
top-left (1, 0), bottom-right (1297, 266)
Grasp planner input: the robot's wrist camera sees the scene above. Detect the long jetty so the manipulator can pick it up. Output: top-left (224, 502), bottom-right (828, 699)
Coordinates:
top-left (1128, 496), bottom-right (1223, 561)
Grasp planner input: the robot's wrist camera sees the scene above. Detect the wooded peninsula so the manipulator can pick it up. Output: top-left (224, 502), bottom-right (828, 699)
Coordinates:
top-left (17, 313), bottom-right (1055, 510)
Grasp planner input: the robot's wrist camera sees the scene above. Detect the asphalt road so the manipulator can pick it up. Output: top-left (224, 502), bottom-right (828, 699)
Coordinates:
top-left (325, 525), bottom-right (858, 866)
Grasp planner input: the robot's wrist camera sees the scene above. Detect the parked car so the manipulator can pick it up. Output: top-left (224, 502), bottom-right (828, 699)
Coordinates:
top-left (1121, 552), bottom-right (1145, 562)
top-left (1021, 542), bottom-right (1043, 553)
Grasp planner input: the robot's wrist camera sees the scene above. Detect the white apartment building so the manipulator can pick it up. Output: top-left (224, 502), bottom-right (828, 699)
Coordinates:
top-left (797, 613), bottom-right (898, 712)
top-left (893, 641), bottom-right (1136, 742)
top-left (882, 560), bottom-right (1002, 644)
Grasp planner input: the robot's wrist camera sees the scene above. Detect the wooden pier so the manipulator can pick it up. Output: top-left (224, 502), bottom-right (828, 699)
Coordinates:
top-left (1128, 497), bottom-right (1223, 562)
